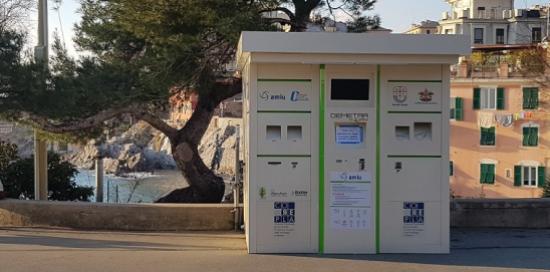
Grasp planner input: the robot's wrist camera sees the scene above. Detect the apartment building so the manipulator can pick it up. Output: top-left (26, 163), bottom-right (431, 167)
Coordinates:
top-left (441, 0), bottom-right (548, 198)
top-left (440, 0), bottom-right (547, 44)
top-left (405, 20), bottom-right (439, 34)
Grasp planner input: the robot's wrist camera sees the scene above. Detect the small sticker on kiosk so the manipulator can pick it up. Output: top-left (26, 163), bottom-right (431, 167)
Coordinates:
top-left (336, 125), bottom-right (363, 145)
top-left (274, 202), bottom-right (295, 224)
top-left (403, 202), bottom-right (424, 224)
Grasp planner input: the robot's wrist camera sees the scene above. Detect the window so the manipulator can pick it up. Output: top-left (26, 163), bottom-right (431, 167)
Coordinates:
top-left (450, 161), bottom-right (454, 176)
top-left (480, 163), bottom-right (495, 184)
top-left (473, 87), bottom-right (504, 110)
top-left (477, 7), bottom-right (486, 18)
top-left (445, 29), bottom-right (453, 34)
top-left (522, 126), bottom-right (538, 147)
top-left (331, 79), bottom-right (369, 101)
top-left (514, 165), bottom-right (545, 188)
top-left (426, 30), bottom-right (431, 34)
top-left (480, 127), bottom-right (496, 146)
top-left (496, 28), bottom-right (505, 44)
top-left (474, 28), bottom-right (484, 44)
top-left (450, 97), bottom-right (464, 120)
top-left (532, 27), bottom-right (542, 43)
top-left (523, 87), bottom-right (539, 109)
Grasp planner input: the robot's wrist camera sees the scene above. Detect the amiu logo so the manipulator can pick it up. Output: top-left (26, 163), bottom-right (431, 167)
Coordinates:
top-left (260, 91), bottom-right (285, 101)
top-left (290, 90), bottom-right (308, 102)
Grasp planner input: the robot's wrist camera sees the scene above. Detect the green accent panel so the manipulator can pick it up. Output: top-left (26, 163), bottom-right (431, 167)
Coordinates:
top-left (258, 110), bottom-right (311, 114)
top-left (319, 64), bottom-right (326, 254)
top-left (257, 79), bottom-right (311, 82)
top-left (387, 80), bottom-right (442, 83)
top-left (375, 65), bottom-right (381, 254)
top-left (497, 87), bottom-right (505, 110)
top-left (387, 155), bottom-right (442, 158)
top-left (473, 88), bottom-right (481, 110)
top-left (455, 97), bottom-right (464, 121)
top-left (514, 166), bottom-right (522, 187)
top-left (538, 166), bottom-right (546, 188)
top-left (257, 155), bottom-right (311, 158)
top-left (388, 111), bottom-right (442, 114)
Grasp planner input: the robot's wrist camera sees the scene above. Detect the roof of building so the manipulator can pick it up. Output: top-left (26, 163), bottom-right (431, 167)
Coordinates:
top-left (238, 31), bottom-right (470, 56)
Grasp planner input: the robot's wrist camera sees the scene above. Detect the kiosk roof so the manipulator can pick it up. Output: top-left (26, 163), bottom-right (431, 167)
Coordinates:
top-left (238, 31), bottom-right (470, 56)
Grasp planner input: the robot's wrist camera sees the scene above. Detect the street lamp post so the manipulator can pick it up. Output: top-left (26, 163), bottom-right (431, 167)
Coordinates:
top-left (34, 0), bottom-right (48, 201)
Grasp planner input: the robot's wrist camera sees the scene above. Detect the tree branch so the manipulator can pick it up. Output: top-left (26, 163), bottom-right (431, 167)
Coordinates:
top-left (14, 103), bottom-right (178, 141)
top-left (260, 7), bottom-right (296, 21)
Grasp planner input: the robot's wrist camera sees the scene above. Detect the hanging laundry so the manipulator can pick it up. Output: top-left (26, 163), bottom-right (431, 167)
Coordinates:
top-left (496, 113), bottom-right (513, 127)
top-left (526, 111), bottom-right (534, 119)
top-left (513, 113), bottom-right (520, 121)
top-left (520, 111), bottom-right (526, 119)
top-left (478, 111), bottom-right (495, 128)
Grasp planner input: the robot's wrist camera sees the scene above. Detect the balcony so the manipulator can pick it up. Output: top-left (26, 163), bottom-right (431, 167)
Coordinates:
top-left (451, 48), bottom-right (545, 79)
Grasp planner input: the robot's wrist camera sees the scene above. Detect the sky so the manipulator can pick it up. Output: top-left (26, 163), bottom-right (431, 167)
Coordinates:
top-left (38, 0), bottom-right (550, 56)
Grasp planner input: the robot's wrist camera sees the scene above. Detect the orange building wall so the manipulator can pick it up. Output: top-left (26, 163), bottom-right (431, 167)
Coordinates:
top-left (450, 81), bottom-right (548, 198)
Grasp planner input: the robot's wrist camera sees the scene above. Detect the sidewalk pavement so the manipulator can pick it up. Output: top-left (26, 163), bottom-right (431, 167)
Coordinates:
top-left (0, 227), bottom-right (548, 272)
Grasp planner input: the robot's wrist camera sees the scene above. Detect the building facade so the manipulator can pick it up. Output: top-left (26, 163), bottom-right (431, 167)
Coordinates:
top-left (440, 0), bottom-right (547, 45)
top-left (405, 20), bottom-right (439, 34)
top-left (450, 46), bottom-right (548, 198)
top-left (431, 0), bottom-right (549, 198)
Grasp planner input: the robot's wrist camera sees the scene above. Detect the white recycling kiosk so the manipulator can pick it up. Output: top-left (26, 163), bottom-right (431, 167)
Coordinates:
top-left (237, 32), bottom-right (470, 254)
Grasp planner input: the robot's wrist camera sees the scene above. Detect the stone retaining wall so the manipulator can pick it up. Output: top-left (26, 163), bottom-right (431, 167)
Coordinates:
top-left (0, 200), bottom-right (236, 231)
top-left (451, 198), bottom-right (550, 228)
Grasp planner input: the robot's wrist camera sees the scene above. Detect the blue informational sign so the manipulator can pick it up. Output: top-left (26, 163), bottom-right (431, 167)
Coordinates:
top-left (403, 202), bottom-right (424, 224)
top-left (274, 202), bottom-right (295, 224)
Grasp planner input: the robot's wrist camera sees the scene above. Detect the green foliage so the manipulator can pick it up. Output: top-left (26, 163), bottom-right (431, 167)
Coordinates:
top-left (0, 141), bottom-right (18, 170)
top-left (0, 141), bottom-right (93, 201)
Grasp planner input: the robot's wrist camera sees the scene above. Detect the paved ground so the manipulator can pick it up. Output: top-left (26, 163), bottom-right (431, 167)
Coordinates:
top-left (0, 228), bottom-right (549, 272)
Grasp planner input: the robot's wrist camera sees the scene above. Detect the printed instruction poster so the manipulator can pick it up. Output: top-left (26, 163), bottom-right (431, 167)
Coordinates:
top-left (329, 171), bottom-right (372, 230)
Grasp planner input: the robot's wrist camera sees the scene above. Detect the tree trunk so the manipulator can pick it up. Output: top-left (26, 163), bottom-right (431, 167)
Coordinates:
top-left (156, 78), bottom-right (242, 203)
top-left (156, 101), bottom-right (224, 203)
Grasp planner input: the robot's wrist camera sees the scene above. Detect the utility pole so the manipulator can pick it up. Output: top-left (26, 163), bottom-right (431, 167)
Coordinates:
top-left (34, 0), bottom-right (48, 201)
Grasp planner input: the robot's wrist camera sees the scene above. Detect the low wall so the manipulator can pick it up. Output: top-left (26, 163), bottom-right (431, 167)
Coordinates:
top-left (2, 199), bottom-right (549, 231)
top-left (0, 200), bottom-right (235, 231)
top-left (451, 198), bottom-right (550, 228)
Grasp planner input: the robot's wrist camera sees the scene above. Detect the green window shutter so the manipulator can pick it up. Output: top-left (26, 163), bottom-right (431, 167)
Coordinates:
top-left (455, 97), bottom-right (464, 121)
top-left (480, 164), bottom-right (487, 183)
top-left (523, 127), bottom-right (539, 147)
top-left (497, 88), bottom-right (505, 110)
top-left (514, 166), bottom-right (522, 187)
top-left (487, 164), bottom-right (495, 184)
top-left (480, 127), bottom-right (495, 146)
top-left (523, 127), bottom-right (529, 146)
top-left (450, 161), bottom-right (454, 176)
top-left (538, 166), bottom-right (546, 188)
top-left (531, 128), bottom-right (539, 146)
top-left (480, 128), bottom-right (486, 145)
top-left (488, 127), bottom-right (496, 145)
top-left (524, 88), bottom-right (540, 109)
top-left (473, 88), bottom-right (481, 109)
top-left (523, 88), bottom-right (530, 109)
top-left (533, 88), bottom-right (539, 109)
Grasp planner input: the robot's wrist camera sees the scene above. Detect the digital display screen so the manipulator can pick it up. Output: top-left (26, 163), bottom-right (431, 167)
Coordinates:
top-left (331, 79), bottom-right (370, 101)
top-left (335, 124), bottom-right (364, 145)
